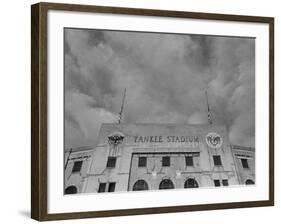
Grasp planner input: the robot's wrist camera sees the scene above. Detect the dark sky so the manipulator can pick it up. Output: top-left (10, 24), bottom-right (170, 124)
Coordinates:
top-left (64, 28), bottom-right (255, 149)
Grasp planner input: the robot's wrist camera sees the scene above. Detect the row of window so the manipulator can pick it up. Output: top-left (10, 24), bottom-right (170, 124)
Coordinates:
top-left (138, 155), bottom-right (250, 168)
top-left (99, 178), bottom-right (199, 192)
top-left (97, 178), bottom-right (230, 192)
top-left (142, 155), bottom-right (222, 167)
top-left (105, 155), bottom-right (196, 169)
top-left (133, 178), bottom-right (229, 191)
top-left (138, 156), bottom-right (250, 168)
top-left (69, 158), bottom-right (118, 174)
top-left (69, 156), bottom-right (250, 174)
top-left (65, 178), bottom-right (255, 194)
top-left (132, 178), bottom-right (255, 191)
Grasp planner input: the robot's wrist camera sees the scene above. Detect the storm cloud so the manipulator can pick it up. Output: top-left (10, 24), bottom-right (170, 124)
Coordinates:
top-left (64, 28), bottom-right (255, 149)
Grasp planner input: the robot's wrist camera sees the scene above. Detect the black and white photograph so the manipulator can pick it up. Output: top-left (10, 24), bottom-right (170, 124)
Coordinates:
top-left (63, 28), bottom-right (255, 195)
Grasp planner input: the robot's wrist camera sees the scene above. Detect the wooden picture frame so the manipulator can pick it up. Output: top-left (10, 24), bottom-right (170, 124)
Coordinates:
top-left (31, 2), bottom-right (274, 221)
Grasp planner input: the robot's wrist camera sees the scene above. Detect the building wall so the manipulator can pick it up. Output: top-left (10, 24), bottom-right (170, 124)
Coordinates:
top-left (232, 145), bottom-right (255, 185)
top-left (64, 147), bottom-right (94, 194)
top-left (80, 123), bottom-right (241, 193)
top-left (129, 152), bottom-right (202, 190)
top-left (83, 142), bottom-right (132, 193)
top-left (128, 144), bottom-right (239, 191)
top-left (64, 124), bottom-right (255, 194)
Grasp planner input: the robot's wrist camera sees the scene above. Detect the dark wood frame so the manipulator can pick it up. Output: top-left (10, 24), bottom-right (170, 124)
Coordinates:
top-left (31, 2), bottom-right (274, 221)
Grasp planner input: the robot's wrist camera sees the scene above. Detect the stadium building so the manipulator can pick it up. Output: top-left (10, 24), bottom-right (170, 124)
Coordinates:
top-left (64, 123), bottom-right (255, 194)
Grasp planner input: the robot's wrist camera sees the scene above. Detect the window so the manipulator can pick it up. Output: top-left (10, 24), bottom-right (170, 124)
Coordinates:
top-left (98, 182), bottom-right (116, 193)
top-left (64, 185), bottom-right (77, 194)
top-left (106, 157), bottom-right (117, 168)
top-left (241, 158), bottom-right (249, 169)
top-left (72, 161), bottom-right (83, 173)
top-left (133, 180), bottom-right (149, 191)
top-left (159, 179), bottom-right (174, 190)
top-left (222, 179), bottom-right (229, 186)
top-left (138, 157), bottom-right (147, 167)
top-left (185, 156), bottom-right (194, 166)
top-left (162, 156), bottom-right (170, 167)
top-left (108, 182), bottom-right (116, 192)
top-left (213, 155), bottom-right (222, 166)
top-left (184, 178), bottom-right (199, 188)
top-left (214, 179), bottom-right (220, 187)
top-left (245, 179), bottom-right (255, 185)
top-left (98, 183), bottom-right (106, 193)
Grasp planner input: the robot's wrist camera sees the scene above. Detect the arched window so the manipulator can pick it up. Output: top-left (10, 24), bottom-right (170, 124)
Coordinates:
top-left (245, 179), bottom-right (255, 185)
top-left (64, 185), bottom-right (77, 194)
top-left (133, 180), bottom-right (149, 191)
top-left (184, 178), bottom-right (199, 188)
top-left (159, 179), bottom-right (174, 190)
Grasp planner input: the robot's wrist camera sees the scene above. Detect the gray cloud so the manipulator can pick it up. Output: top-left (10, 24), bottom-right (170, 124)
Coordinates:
top-left (64, 28), bottom-right (255, 148)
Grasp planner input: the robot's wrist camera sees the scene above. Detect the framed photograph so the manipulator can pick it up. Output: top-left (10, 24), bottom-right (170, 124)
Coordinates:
top-left (31, 2), bottom-right (274, 221)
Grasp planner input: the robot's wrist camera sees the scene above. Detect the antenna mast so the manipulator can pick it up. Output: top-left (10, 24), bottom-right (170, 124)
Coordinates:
top-left (118, 88), bottom-right (126, 124)
top-left (205, 90), bottom-right (213, 125)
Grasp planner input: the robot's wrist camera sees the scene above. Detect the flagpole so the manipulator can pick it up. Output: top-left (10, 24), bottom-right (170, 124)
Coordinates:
top-left (205, 90), bottom-right (213, 125)
top-left (118, 88), bottom-right (126, 124)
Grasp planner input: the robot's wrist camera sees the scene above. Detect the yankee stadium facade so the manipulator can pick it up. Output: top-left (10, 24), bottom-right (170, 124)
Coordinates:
top-left (64, 123), bottom-right (255, 194)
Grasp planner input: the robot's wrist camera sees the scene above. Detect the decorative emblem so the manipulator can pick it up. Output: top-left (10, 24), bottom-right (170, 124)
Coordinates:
top-left (108, 132), bottom-right (124, 146)
top-left (206, 132), bottom-right (223, 148)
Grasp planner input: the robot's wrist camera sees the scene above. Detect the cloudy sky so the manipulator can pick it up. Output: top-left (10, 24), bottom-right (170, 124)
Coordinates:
top-left (64, 28), bottom-right (255, 149)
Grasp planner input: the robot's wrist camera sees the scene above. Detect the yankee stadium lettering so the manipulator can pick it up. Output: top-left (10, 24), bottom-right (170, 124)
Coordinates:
top-left (134, 135), bottom-right (199, 143)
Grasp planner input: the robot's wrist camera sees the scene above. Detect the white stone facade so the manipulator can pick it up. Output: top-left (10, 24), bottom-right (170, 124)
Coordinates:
top-left (64, 123), bottom-right (255, 194)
